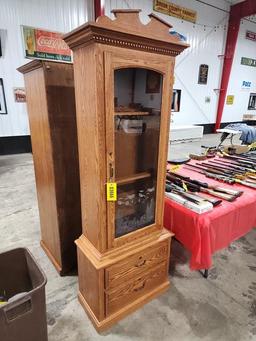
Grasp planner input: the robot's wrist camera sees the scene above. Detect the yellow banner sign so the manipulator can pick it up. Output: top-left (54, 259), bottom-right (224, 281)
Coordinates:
top-left (154, 0), bottom-right (197, 23)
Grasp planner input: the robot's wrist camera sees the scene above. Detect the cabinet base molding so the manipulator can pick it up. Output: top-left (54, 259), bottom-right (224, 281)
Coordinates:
top-left (78, 281), bottom-right (170, 332)
top-left (40, 240), bottom-right (62, 275)
top-left (76, 228), bottom-right (173, 269)
top-left (76, 230), bottom-right (172, 331)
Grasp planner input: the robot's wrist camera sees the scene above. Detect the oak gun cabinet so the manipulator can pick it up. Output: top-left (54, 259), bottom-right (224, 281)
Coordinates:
top-left (17, 60), bottom-right (82, 275)
top-left (64, 9), bottom-right (188, 330)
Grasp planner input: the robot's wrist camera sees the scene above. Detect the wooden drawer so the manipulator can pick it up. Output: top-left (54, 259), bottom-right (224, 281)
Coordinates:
top-left (105, 241), bottom-right (169, 289)
top-left (106, 262), bottom-right (167, 316)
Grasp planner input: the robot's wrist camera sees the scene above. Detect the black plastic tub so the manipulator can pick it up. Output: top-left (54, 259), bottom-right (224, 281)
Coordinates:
top-left (0, 248), bottom-right (47, 341)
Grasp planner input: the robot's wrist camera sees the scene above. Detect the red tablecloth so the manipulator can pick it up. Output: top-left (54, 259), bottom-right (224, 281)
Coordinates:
top-left (164, 164), bottom-right (256, 270)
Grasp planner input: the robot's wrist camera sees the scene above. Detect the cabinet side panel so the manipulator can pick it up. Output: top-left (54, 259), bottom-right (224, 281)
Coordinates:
top-left (44, 62), bottom-right (82, 272)
top-left (73, 45), bottom-right (107, 251)
top-left (77, 247), bottom-right (105, 321)
top-left (24, 69), bottom-right (61, 266)
top-left (155, 59), bottom-right (174, 227)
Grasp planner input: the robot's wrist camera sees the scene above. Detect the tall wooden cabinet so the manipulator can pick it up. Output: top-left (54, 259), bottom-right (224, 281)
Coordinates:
top-left (64, 10), bottom-right (188, 330)
top-left (17, 60), bottom-right (82, 275)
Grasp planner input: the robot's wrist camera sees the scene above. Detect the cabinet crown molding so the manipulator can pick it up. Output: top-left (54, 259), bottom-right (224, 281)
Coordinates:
top-left (63, 9), bottom-right (189, 56)
top-left (17, 60), bottom-right (72, 74)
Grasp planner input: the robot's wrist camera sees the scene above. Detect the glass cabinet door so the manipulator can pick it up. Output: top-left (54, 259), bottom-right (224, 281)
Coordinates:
top-left (113, 68), bottom-right (163, 238)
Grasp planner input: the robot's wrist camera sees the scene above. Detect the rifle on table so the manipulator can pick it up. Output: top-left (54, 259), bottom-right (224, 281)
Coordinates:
top-left (225, 154), bottom-right (256, 163)
top-left (201, 161), bottom-right (244, 175)
top-left (213, 160), bottom-right (256, 180)
top-left (166, 172), bottom-right (241, 201)
top-left (166, 182), bottom-right (219, 207)
top-left (220, 155), bottom-right (256, 169)
top-left (180, 166), bottom-right (236, 184)
top-left (197, 162), bottom-right (256, 183)
top-left (185, 164), bottom-right (256, 189)
top-left (185, 163), bottom-right (234, 179)
top-left (168, 171), bottom-right (242, 196)
top-left (201, 161), bottom-right (256, 180)
top-left (213, 159), bottom-right (256, 174)
top-left (166, 177), bottom-right (222, 206)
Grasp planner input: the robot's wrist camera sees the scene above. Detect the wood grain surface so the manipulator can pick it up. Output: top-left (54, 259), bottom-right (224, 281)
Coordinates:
top-left (65, 9), bottom-right (187, 330)
top-left (18, 61), bottom-right (81, 274)
top-left (106, 261), bottom-right (167, 315)
top-left (105, 241), bottom-right (169, 289)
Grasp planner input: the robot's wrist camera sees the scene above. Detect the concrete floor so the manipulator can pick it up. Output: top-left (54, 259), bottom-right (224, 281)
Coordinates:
top-left (0, 133), bottom-right (256, 341)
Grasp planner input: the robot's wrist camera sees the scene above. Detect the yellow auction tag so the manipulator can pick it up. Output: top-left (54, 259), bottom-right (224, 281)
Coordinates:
top-left (106, 182), bottom-right (117, 201)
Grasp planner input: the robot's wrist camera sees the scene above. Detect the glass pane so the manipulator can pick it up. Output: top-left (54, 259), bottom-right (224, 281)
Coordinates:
top-left (114, 68), bottom-right (163, 238)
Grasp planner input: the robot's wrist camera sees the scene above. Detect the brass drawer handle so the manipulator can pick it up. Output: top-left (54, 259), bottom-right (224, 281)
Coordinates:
top-left (135, 257), bottom-right (146, 267)
top-left (134, 281), bottom-right (145, 292)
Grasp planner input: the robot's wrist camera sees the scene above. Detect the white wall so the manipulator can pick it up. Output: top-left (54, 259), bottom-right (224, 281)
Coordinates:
top-left (0, 0), bottom-right (93, 137)
top-left (222, 19), bottom-right (256, 122)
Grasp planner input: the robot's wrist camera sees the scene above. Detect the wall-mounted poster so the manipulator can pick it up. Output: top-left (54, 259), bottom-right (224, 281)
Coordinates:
top-left (153, 0), bottom-right (197, 23)
top-left (248, 93), bottom-right (256, 110)
top-left (198, 64), bottom-right (209, 84)
top-left (21, 26), bottom-right (71, 62)
top-left (0, 29), bottom-right (7, 58)
top-left (13, 88), bottom-right (26, 103)
top-left (241, 57), bottom-right (256, 67)
top-left (246, 30), bottom-right (256, 42)
top-left (226, 95), bottom-right (234, 105)
top-left (146, 70), bottom-right (161, 93)
top-left (0, 79), bottom-right (7, 114)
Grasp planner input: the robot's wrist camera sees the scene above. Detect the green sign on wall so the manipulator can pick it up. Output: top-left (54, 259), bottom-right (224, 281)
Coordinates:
top-left (241, 57), bottom-right (256, 67)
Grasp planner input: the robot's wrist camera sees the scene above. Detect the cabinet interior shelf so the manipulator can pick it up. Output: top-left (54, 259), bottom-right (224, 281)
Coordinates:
top-left (115, 111), bottom-right (150, 116)
top-left (116, 171), bottom-right (151, 185)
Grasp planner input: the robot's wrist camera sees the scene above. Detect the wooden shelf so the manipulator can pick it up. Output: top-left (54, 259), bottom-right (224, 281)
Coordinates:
top-left (116, 171), bottom-right (151, 185)
top-left (115, 111), bottom-right (150, 116)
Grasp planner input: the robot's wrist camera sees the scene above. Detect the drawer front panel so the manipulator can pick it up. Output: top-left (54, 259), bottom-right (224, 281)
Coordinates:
top-left (105, 241), bottom-right (169, 289)
top-left (106, 262), bottom-right (167, 316)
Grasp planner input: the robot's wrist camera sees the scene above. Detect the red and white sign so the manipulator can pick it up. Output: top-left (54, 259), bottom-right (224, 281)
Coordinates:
top-left (22, 26), bottom-right (71, 62)
top-left (246, 30), bottom-right (256, 42)
top-left (35, 30), bottom-right (71, 55)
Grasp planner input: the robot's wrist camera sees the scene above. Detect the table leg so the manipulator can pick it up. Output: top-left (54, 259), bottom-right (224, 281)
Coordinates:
top-left (203, 269), bottom-right (209, 278)
top-left (199, 269), bottom-right (209, 278)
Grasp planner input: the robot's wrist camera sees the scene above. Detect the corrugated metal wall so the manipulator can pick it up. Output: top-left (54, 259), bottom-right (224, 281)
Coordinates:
top-left (0, 0), bottom-right (93, 137)
top-left (223, 18), bottom-right (256, 122)
top-left (105, 0), bottom-right (230, 126)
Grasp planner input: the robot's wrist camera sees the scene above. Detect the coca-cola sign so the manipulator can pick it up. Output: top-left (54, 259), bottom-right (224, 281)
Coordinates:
top-left (22, 26), bottom-right (71, 62)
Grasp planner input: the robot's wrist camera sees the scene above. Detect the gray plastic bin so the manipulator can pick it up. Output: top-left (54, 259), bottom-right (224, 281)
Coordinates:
top-left (0, 248), bottom-right (47, 341)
